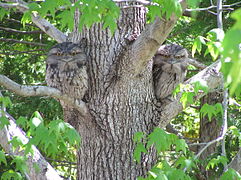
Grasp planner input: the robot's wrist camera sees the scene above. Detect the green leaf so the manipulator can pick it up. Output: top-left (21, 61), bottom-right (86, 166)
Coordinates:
top-left (133, 132), bottom-right (145, 143)
top-left (221, 9), bottom-right (241, 96)
top-left (9, 136), bottom-right (24, 152)
top-left (21, 11), bottom-right (32, 27)
top-left (192, 80), bottom-right (209, 95)
top-left (200, 103), bottom-right (216, 121)
top-left (12, 156), bottom-right (28, 174)
top-left (0, 116), bottom-right (10, 129)
top-left (133, 142), bottom-right (147, 163)
top-left (0, 7), bottom-right (9, 21)
top-left (0, 96), bottom-right (12, 108)
top-left (180, 92), bottom-right (195, 108)
top-left (206, 41), bottom-right (220, 60)
top-left (192, 36), bottom-right (206, 57)
top-left (148, 5), bottom-right (162, 22)
top-left (39, 0), bottom-right (58, 17)
top-left (57, 10), bottom-right (74, 31)
top-left (206, 156), bottom-right (228, 170)
top-left (16, 116), bottom-right (28, 128)
top-left (32, 126), bottom-right (48, 145)
top-left (65, 127), bottom-right (81, 146)
top-left (24, 142), bottom-right (34, 156)
top-left (207, 28), bottom-right (225, 41)
top-left (103, 15), bottom-right (117, 35)
top-left (147, 128), bottom-right (170, 153)
top-left (214, 103), bottom-right (223, 116)
top-left (221, 168), bottom-right (241, 180)
top-left (174, 139), bottom-right (188, 154)
top-left (0, 150), bottom-right (7, 166)
top-left (1, 170), bottom-right (22, 180)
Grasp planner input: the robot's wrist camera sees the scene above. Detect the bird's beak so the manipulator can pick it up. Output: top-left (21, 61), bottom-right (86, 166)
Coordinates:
top-left (168, 58), bottom-right (178, 64)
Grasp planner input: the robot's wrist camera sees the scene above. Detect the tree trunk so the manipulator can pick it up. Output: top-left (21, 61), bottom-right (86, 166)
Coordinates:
top-left (198, 92), bottom-right (223, 179)
top-left (68, 4), bottom-right (160, 179)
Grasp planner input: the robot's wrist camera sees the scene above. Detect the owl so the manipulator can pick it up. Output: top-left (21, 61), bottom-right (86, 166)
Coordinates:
top-left (45, 42), bottom-right (88, 100)
top-left (45, 42), bottom-right (88, 128)
top-left (153, 44), bottom-right (188, 100)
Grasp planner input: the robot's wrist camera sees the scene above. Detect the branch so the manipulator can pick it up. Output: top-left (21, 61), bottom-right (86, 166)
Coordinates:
top-left (186, 1), bottom-right (241, 12)
top-left (227, 148), bottom-right (241, 174)
top-left (0, 109), bottom-right (63, 180)
top-left (186, 58), bottom-right (207, 69)
top-left (0, 49), bottom-right (46, 56)
top-left (1, 0), bottom-right (67, 43)
top-left (130, 0), bottom-right (187, 75)
top-left (0, 38), bottom-right (47, 47)
top-left (159, 60), bottom-right (222, 128)
top-left (0, 75), bottom-right (88, 116)
top-left (0, 26), bottom-right (43, 34)
top-left (5, 18), bottom-right (38, 27)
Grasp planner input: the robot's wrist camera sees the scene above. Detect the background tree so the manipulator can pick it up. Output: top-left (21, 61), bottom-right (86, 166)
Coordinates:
top-left (0, 0), bottom-right (240, 179)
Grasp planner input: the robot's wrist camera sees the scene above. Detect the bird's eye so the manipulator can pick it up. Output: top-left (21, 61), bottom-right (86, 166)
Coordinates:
top-left (175, 55), bottom-right (185, 59)
top-left (71, 51), bottom-right (79, 56)
top-left (162, 54), bottom-right (170, 58)
top-left (55, 52), bottom-right (62, 56)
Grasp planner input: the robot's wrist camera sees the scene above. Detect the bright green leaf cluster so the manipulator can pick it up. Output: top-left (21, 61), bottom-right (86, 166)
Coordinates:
top-left (1, 170), bottom-right (22, 180)
top-left (11, 156), bottom-right (28, 175)
top-left (138, 158), bottom-right (195, 180)
top-left (147, 0), bottom-right (182, 22)
top-left (178, 81), bottom-right (209, 108)
top-left (78, 0), bottom-right (120, 34)
top-left (220, 168), bottom-right (241, 180)
top-left (221, 9), bottom-right (241, 96)
top-left (133, 128), bottom-right (188, 163)
top-left (22, 0), bottom-right (120, 34)
top-left (200, 103), bottom-right (223, 121)
top-left (15, 111), bottom-right (81, 159)
top-left (0, 96), bottom-right (12, 108)
top-left (192, 28), bottom-right (223, 60)
top-left (206, 156), bottom-right (228, 170)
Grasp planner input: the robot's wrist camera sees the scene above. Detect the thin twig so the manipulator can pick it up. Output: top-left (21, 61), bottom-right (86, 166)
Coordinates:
top-left (5, 18), bottom-right (38, 27)
top-left (0, 49), bottom-right (46, 56)
top-left (0, 38), bottom-right (47, 46)
top-left (0, 26), bottom-right (43, 34)
top-left (186, 1), bottom-right (241, 12)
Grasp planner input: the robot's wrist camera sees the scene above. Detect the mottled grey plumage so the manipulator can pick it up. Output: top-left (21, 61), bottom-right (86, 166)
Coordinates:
top-left (46, 42), bottom-right (88, 100)
top-left (153, 44), bottom-right (188, 100)
top-left (45, 42), bottom-right (88, 128)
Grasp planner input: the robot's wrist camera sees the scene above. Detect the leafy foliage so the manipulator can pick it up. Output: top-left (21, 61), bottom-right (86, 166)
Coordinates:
top-left (0, 0), bottom-right (241, 179)
top-left (133, 128), bottom-right (196, 179)
top-left (200, 103), bottom-right (223, 121)
top-left (221, 9), bottom-right (241, 96)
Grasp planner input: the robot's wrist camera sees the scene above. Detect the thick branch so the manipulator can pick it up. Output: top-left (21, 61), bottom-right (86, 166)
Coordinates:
top-left (0, 110), bottom-right (63, 180)
top-left (0, 75), bottom-right (88, 116)
top-left (159, 61), bottom-right (222, 128)
top-left (1, 0), bottom-right (66, 43)
top-left (130, 0), bottom-right (187, 75)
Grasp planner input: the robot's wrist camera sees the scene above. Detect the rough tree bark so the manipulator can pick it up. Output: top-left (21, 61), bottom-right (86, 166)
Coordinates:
top-left (198, 92), bottom-right (223, 179)
top-left (68, 1), bottom-right (189, 179)
top-left (70, 3), bottom-right (161, 179)
top-left (0, 0), bottom-right (229, 179)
